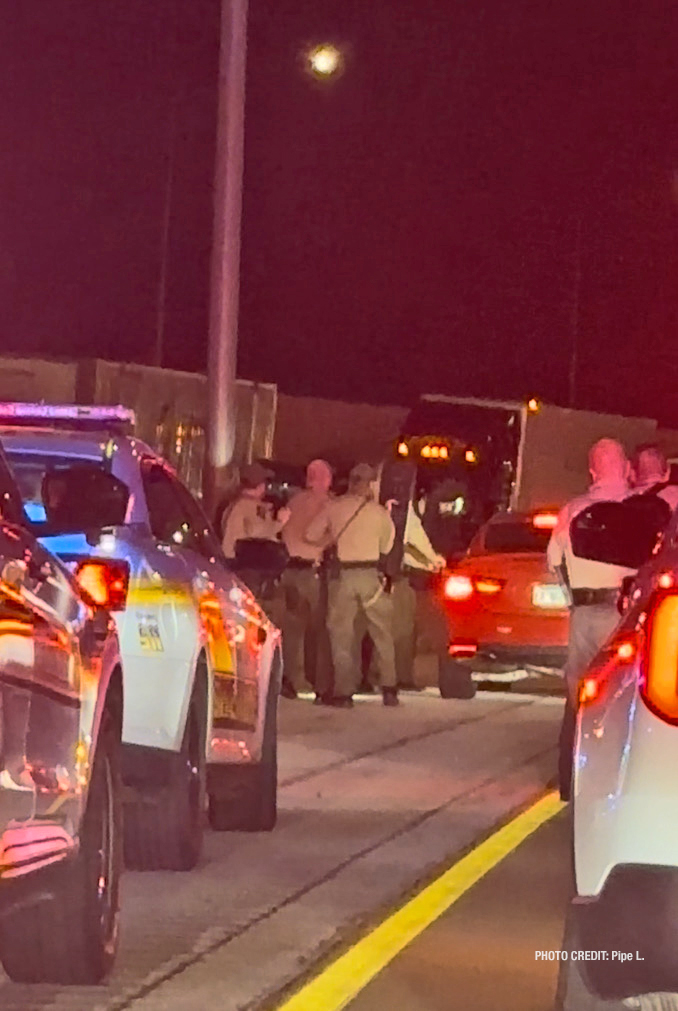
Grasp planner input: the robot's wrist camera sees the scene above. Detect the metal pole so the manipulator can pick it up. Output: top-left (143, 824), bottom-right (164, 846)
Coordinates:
top-left (204, 0), bottom-right (248, 511)
top-left (154, 103), bottom-right (176, 368)
top-left (568, 215), bottom-right (582, 409)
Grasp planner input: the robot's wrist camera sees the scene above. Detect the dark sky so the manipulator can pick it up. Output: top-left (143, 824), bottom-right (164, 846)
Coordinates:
top-left (2, 1), bottom-right (678, 421)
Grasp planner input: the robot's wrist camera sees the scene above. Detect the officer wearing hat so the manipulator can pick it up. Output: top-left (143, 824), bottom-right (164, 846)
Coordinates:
top-left (221, 462), bottom-right (290, 560)
top-left (306, 463), bottom-right (398, 707)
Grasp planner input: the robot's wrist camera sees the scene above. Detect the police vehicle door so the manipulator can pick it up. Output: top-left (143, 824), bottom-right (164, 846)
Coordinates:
top-left (134, 459), bottom-right (204, 752)
top-left (141, 465), bottom-right (253, 731)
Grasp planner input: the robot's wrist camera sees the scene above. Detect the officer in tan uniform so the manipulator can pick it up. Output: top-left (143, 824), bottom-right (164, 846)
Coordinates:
top-left (221, 462), bottom-right (290, 560)
top-left (306, 463), bottom-right (397, 708)
top-left (547, 438), bottom-right (632, 800)
top-left (279, 460), bottom-right (333, 700)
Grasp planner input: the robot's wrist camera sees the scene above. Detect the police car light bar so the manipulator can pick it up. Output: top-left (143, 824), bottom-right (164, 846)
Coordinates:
top-left (0, 403), bottom-right (136, 426)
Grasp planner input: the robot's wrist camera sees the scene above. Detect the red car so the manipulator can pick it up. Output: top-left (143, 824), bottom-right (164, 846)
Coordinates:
top-left (439, 510), bottom-right (569, 697)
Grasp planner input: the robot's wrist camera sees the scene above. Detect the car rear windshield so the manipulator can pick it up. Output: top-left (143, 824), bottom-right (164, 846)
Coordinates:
top-left (7, 452), bottom-right (130, 533)
top-left (483, 521), bottom-right (551, 554)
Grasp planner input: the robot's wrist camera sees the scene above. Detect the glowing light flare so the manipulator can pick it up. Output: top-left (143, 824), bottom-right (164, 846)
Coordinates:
top-left (643, 593), bottom-right (678, 723)
top-left (444, 574), bottom-right (474, 601)
top-left (464, 448), bottom-right (478, 465)
top-left (658, 571), bottom-right (675, 590)
top-left (76, 560), bottom-right (129, 611)
top-left (439, 446), bottom-right (449, 460)
top-left (397, 441), bottom-right (409, 457)
top-left (579, 677), bottom-right (600, 704)
top-left (527, 398), bottom-right (540, 413)
top-left (475, 577), bottom-right (504, 596)
top-left (308, 44), bottom-right (343, 77)
top-left (532, 512), bottom-right (558, 530)
top-left (421, 446), bottom-right (432, 459)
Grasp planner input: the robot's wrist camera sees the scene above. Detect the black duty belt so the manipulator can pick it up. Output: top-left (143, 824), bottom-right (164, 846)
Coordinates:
top-left (287, 557), bottom-right (316, 570)
top-left (571, 587), bottom-right (619, 607)
top-left (339, 561), bottom-right (379, 570)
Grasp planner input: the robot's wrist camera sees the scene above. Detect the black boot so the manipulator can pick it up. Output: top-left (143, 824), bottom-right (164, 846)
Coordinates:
top-left (382, 687), bottom-right (399, 707)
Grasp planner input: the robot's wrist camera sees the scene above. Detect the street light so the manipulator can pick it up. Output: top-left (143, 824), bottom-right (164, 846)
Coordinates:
top-left (307, 43), bottom-right (343, 78)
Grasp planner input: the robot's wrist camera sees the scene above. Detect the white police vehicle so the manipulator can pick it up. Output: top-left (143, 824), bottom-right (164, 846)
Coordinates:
top-left (1, 404), bottom-right (282, 873)
top-left (558, 494), bottom-right (678, 1006)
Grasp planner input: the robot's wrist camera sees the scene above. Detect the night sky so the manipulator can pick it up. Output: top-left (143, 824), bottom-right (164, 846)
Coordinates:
top-left (2, 1), bottom-right (678, 421)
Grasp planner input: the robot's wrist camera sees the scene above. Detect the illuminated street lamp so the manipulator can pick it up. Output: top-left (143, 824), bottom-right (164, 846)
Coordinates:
top-left (307, 43), bottom-right (343, 78)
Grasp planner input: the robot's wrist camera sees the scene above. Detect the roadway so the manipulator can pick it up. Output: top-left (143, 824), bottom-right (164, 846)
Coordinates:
top-left (0, 690), bottom-right (560, 1011)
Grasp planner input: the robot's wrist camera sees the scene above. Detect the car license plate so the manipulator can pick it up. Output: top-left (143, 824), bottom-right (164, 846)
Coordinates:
top-left (532, 583), bottom-right (568, 609)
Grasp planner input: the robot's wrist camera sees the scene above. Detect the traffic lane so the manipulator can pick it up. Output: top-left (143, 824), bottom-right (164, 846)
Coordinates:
top-left (0, 694), bottom-right (558, 1011)
top-left (346, 810), bottom-right (572, 1011)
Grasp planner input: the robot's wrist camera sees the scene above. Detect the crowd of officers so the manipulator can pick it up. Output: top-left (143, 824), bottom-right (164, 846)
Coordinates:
top-left (220, 458), bottom-right (444, 709)
top-left (547, 439), bottom-right (678, 801)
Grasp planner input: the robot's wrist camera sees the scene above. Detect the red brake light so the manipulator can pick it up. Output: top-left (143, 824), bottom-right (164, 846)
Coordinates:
top-left (641, 592), bottom-right (678, 724)
top-left (76, 559), bottom-right (129, 612)
top-left (533, 512), bottom-right (558, 530)
top-left (579, 634), bottom-right (639, 706)
top-left (444, 574), bottom-right (474, 600)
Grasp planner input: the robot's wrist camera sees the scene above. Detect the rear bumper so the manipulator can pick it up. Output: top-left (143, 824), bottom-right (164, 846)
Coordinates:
top-left (574, 864), bottom-right (678, 999)
top-left (449, 642), bottom-right (567, 671)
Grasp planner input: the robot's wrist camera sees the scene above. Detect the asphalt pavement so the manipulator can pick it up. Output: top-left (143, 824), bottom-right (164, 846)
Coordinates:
top-left (0, 691), bottom-right (561, 1011)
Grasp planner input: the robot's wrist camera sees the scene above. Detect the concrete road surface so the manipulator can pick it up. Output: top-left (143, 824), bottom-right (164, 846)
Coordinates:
top-left (0, 691), bottom-right (560, 1011)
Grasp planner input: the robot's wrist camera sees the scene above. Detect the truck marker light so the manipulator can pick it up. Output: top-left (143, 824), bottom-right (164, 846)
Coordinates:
top-left (439, 446), bottom-right (449, 460)
top-left (533, 512), bottom-right (558, 530)
top-left (421, 446), bottom-right (432, 458)
top-left (464, 448), bottom-right (478, 464)
top-left (397, 441), bottom-right (409, 457)
top-left (431, 446), bottom-right (440, 458)
top-left (527, 398), bottom-right (540, 413)
top-left (444, 574), bottom-right (474, 600)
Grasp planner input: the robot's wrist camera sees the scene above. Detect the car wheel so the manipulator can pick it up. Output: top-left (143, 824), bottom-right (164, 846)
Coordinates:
top-left (0, 684), bottom-right (123, 984)
top-left (124, 670), bottom-right (206, 871)
top-left (208, 669), bottom-right (278, 832)
top-left (554, 902), bottom-right (649, 1011)
top-left (438, 656), bottom-right (477, 699)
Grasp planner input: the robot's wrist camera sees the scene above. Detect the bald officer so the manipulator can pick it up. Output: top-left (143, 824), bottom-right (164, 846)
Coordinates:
top-left (306, 463), bottom-right (397, 708)
top-left (547, 438), bottom-right (632, 800)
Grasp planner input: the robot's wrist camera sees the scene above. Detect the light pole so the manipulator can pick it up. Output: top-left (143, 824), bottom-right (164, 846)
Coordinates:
top-left (204, 0), bottom-right (248, 511)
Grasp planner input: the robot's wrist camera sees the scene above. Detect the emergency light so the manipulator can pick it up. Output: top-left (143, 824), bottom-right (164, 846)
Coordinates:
top-left (0, 403), bottom-right (135, 430)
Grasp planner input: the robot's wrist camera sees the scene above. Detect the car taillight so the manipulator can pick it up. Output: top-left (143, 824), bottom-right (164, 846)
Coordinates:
top-left (641, 592), bottom-right (678, 724)
top-left (443, 573), bottom-right (504, 600)
top-left (444, 574), bottom-right (474, 600)
top-left (75, 559), bottom-right (129, 612)
top-left (532, 512), bottom-right (558, 530)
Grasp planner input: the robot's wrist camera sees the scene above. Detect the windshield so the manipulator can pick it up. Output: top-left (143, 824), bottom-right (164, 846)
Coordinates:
top-left (483, 521), bottom-right (551, 554)
top-left (8, 452), bottom-right (130, 534)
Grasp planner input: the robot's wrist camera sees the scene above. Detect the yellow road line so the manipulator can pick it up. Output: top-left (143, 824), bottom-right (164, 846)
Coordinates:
top-left (277, 791), bottom-right (565, 1011)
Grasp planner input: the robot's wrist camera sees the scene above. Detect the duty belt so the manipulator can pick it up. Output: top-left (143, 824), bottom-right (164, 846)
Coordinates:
top-left (570, 587), bottom-right (619, 607)
top-left (339, 561), bottom-right (379, 569)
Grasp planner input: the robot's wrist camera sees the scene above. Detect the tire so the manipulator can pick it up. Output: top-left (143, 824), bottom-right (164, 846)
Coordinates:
top-left (438, 656), bottom-right (477, 699)
top-left (0, 684), bottom-right (123, 984)
top-left (124, 669), bottom-right (206, 871)
top-left (208, 667), bottom-right (278, 832)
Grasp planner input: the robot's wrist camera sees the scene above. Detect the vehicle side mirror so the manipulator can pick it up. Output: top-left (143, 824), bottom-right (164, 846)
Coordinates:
top-left (570, 498), bottom-right (671, 571)
top-left (231, 538), bottom-right (289, 578)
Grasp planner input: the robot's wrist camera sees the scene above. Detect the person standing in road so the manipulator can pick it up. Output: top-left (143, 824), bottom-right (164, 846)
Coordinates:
top-left (547, 438), bottom-right (633, 801)
top-left (306, 463), bottom-right (398, 708)
top-left (221, 462), bottom-right (290, 560)
top-left (630, 443), bottom-right (678, 512)
top-left (279, 459), bottom-right (334, 701)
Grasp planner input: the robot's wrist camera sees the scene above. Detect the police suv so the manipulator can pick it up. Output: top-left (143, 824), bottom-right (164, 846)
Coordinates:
top-left (0, 434), bottom-right (124, 983)
top-left (1, 404), bottom-right (282, 873)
